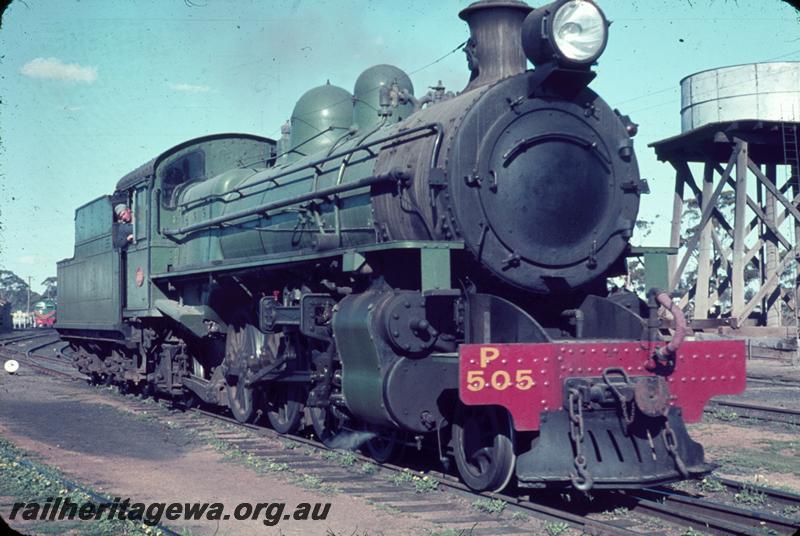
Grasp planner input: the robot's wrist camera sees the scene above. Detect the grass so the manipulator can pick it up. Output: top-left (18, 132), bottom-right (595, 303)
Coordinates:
top-left (389, 468), bottom-right (414, 486)
top-left (413, 475), bottom-right (439, 493)
top-left (337, 450), bottom-right (357, 467)
top-left (206, 437), bottom-right (300, 478)
top-left (710, 408), bottom-right (739, 421)
top-left (0, 437), bottom-right (183, 536)
top-left (544, 521), bottom-right (570, 536)
top-left (733, 484), bottom-right (767, 506)
top-left (389, 468), bottom-right (439, 493)
top-left (319, 449), bottom-right (358, 468)
top-left (697, 477), bottom-right (725, 493)
top-left (471, 498), bottom-right (506, 514)
top-left (266, 461), bottom-right (290, 472)
top-left (295, 474), bottom-right (324, 489)
top-left (603, 506), bottom-right (629, 519)
top-left (132, 410), bottom-right (156, 422)
top-left (359, 462), bottom-right (378, 475)
top-left (782, 504), bottom-right (799, 516)
top-left (280, 439), bottom-right (299, 450)
top-left (714, 439), bottom-right (800, 478)
top-left (510, 511), bottom-right (528, 522)
top-left (670, 479), bottom-right (694, 492)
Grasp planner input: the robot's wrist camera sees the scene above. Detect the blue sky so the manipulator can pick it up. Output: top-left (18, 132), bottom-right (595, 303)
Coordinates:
top-left (0, 0), bottom-right (798, 293)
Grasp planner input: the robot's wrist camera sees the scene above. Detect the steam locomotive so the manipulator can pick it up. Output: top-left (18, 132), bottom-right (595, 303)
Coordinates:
top-left (56, 0), bottom-right (745, 492)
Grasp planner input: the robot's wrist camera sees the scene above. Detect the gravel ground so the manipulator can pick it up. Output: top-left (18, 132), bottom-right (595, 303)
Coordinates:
top-left (0, 369), bottom-right (443, 535)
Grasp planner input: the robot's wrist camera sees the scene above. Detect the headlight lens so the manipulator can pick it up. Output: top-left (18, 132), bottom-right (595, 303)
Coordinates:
top-left (552, 0), bottom-right (607, 64)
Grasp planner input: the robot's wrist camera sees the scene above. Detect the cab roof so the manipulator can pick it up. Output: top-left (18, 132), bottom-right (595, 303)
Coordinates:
top-left (114, 132), bottom-right (275, 192)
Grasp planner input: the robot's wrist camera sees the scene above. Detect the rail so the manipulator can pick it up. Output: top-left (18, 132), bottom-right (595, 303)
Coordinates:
top-left (627, 487), bottom-right (800, 536)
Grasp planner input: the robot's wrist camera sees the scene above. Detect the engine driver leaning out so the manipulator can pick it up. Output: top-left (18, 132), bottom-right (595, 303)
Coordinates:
top-left (114, 203), bottom-right (134, 246)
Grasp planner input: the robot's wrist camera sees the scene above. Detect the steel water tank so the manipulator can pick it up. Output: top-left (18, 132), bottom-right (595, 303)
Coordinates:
top-left (680, 62), bottom-right (800, 132)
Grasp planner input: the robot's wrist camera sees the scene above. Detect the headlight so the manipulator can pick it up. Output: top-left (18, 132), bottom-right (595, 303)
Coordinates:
top-left (552, 1), bottom-right (607, 63)
top-left (522, 0), bottom-right (609, 68)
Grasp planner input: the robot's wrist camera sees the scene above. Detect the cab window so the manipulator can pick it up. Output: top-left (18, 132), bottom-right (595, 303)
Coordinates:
top-left (134, 187), bottom-right (147, 240)
top-left (161, 150), bottom-right (205, 207)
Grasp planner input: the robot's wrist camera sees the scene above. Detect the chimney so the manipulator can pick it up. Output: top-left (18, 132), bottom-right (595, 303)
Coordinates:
top-left (459, 0), bottom-right (532, 91)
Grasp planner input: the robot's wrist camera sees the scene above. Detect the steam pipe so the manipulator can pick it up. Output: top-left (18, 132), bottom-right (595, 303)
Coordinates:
top-left (648, 288), bottom-right (687, 360)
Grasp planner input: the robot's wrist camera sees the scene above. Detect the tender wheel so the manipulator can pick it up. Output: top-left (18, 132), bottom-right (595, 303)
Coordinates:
top-left (310, 406), bottom-right (343, 447)
top-left (224, 314), bottom-right (265, 423)
top-left (452, 404), bottom-right (516, 492)
top-left (266, 384), bottom-right (305, 434)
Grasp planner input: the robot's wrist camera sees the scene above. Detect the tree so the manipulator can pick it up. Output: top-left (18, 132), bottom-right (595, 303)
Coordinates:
top-left (0, 270), bottom-right (42, 312)
top-left (41, 277), bottom-right (57, 300)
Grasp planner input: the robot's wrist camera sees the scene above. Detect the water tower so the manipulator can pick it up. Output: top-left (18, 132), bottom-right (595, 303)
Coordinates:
top-left (650, 62), bottom-right (800, 360)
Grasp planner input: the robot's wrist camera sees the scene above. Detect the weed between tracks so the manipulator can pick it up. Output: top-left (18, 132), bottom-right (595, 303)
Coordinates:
top-left (697, 477), bottom-right (725, 493)
top-left (470, 498), bottom-right (506, 514)
top-left (544, 520), bottom-right (569, 535)
top-left (389, 468), bottom-right (439, 493)
top-left (600, 506), bottom-right (629, 519)
top-left (359, 462), bottom-right (378, 475)
top-left (733, 484), bottom-right (767, 506)
top-left (322, 449), bottom-right (358, 468)
top-left (207, 436), bottom-right (334, 491)
top-left (710, 408), bottom-right (740, 422)
top-left (510, 510), bottom-right (528, 522)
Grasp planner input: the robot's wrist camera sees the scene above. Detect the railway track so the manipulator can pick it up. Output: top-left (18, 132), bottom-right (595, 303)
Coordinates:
top-left (707, 399), bottom-right (800, 425)
top-left (747, 376), bottom-right (800, 388)
top-left (4, 340), bottom-right (800, 535)
top-left (0, 329), bottom-right (54, 346)
top-left (0, 331), bottom-right (80, 380)
top-left (187, 407), bottom-right (646, 536)
top-left (625, 487), bottom-right (800, 536)
top-left (713, 476), bottom-right (800, 512)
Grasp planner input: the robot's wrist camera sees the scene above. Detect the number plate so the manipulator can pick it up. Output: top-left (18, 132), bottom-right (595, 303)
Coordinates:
top-left (459, 341), bottom-right (746, 431)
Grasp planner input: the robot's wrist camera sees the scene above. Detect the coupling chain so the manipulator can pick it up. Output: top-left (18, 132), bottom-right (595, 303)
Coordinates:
top-left (662, 413), bottom-right (689, 478)
top-left (567, 388), bottom-right (593, 491)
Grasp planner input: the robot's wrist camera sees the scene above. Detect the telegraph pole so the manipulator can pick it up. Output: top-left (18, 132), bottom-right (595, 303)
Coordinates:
top-left (27, 276), bottom-right (31, 315)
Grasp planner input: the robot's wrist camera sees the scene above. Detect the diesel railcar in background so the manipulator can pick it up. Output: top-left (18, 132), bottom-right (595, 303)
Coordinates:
top-left (32, 299), bottom-right (56, 328)
top-left (56, 0), bottom-right (745, 492)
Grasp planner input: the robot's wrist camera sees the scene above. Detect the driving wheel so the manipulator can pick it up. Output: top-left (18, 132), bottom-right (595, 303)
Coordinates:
top-left (266, 384), bottom-right (305, 434)
top-left (310, 405), bottom-right (344, 447)
top-left (224, 314), bottom-right (265, 423)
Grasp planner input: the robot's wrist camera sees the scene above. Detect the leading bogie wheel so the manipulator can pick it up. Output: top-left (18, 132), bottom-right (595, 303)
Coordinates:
top-left (452, 404), bottom-right (516, 493)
